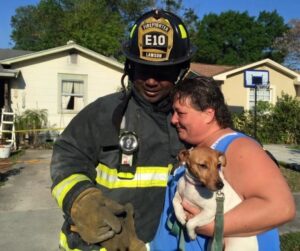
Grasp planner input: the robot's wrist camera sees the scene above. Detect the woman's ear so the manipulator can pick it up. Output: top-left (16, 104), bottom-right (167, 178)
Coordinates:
top-left (204, 108), bottom-right (215, 124)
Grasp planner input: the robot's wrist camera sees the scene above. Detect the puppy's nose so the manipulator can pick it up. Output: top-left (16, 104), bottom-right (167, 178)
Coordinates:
top-left (216, 180), bottom-right (224, 190)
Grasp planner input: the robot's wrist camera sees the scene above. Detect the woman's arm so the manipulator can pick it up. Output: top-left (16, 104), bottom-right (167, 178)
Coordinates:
top-left (183, 137), bottom-right (296, 237)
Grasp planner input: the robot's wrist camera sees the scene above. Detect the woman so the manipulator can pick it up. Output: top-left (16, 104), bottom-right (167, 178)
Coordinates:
top-left (150, 76), bottom-right (295, 250)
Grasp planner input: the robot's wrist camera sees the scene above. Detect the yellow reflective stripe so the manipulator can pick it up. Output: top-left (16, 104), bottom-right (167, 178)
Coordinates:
top-left (179, 24), bottom-right (187, 39)
top-left (145, 243), bottom-right (150, 251)
top-left (59, 231), bottom-right (106, 251)
top-left (117, 172), bottom-right (135, 179)
top-left (96, 164), bottom-right (172, 188)
top-left (52, 174), bottom-right (91, 209)
top-left (130, 24), bottom-right (137, 38)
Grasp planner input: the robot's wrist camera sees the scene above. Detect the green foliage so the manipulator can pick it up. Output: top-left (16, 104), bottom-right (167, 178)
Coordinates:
top-left (232, 94), bottom-right (300, 144)
top-left (193, 10), bottom-right (289, 65)
top-left (11, 0), bottom-right (155, 59)
top-left (280, 165), bottom-right (300, 193)
top-left (15, 109), bottom-right (48, 146)
top-left (280, 231), bottom-right (300, 251)
top-left (272, 94), bottom-right (300, 144)
top-left (10, 1), bottom-right (289, 66)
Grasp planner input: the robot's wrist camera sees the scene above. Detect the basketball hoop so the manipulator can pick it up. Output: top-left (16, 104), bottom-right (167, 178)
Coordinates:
top-left (244, 70), bottom-right (269, 88)
top-left (244, 70), bottom-right (270, 140)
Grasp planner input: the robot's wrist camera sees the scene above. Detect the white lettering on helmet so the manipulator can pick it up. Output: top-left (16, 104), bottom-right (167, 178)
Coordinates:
top-left (144, 34), bottom-right (166, 46)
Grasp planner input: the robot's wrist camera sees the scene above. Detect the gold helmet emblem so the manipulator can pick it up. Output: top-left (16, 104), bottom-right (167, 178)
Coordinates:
top-left (137, 15), bottom-right (174, 62)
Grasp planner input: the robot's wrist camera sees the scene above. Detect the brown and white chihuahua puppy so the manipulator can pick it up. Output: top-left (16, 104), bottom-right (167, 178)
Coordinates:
top-left (173, 146), bottom-right (258, 250)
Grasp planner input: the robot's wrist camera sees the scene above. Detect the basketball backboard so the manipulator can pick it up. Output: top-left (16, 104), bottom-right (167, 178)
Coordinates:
top-left (244, 70), bottom-right (269, 88)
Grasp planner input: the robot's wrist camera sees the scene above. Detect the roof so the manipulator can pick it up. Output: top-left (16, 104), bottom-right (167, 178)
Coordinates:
top-left (0, 65), bottom-right (19, 78)
top-left (213, 58), bottom-right (300, 82)
top-left (0, 49), bottom-right (32, 61)
top-left (190, 62), bottom-right (234, 77)
top-left (0, 41), bottom-right (124, 71)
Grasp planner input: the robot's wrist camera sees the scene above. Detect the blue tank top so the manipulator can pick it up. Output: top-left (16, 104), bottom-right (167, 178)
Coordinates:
top-left (149, 132), bottom-right (280, 251)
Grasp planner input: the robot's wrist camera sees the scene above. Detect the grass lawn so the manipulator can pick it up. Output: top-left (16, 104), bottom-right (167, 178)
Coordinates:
top-left (280, 164), bottom-right (300, 193)
top-left (279, 164), bottom-right (300, 251)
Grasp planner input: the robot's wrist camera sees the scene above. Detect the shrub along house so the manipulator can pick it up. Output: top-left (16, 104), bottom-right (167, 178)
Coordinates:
top-left (191, 59), bottom-right (300, 113)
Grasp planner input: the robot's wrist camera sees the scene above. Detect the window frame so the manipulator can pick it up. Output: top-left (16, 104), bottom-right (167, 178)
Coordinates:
top-left (247, 85), bottom-right (274, 110)
top-left (58, 73), bottom-right (88, 114)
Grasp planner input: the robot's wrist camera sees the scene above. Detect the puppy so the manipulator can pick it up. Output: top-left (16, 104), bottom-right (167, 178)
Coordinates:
top-left (173, 146), bottom-right (258, 250)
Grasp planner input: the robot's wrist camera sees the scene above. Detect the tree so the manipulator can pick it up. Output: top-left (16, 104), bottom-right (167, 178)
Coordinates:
top-left (257, 11), bottom-right (288, 62)
top-left (10, 0), bottom-right (155, 59)
top-left (62, 0), bottom-right (125, 58)
top-left (274, 19), bottom-right (300, 70)
top-left (160, 0), bottom-right (182, 13)
top-left (11, 0), bottom-right (66, 51)
top-left (193, 11), bottom-right (288, 65)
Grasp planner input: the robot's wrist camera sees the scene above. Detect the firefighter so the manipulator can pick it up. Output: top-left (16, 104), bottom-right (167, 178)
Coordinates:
top-left (50, 9), bottom-right (195, 251)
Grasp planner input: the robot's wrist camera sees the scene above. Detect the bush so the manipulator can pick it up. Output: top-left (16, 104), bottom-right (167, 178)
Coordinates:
top-left (232, 93), bottom-right (300, 144)
top-left (280, 232), bottom-right (300, 251)
top-left (15, 109), bottom-right (48, 146)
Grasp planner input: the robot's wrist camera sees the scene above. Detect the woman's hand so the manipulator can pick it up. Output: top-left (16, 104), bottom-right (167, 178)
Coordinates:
top-left (181, 199), bottom-right (215, 237)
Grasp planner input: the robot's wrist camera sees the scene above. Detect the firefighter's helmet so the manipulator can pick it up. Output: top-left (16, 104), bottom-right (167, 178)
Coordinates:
top-left (122, 9), bottom-right (195, 66)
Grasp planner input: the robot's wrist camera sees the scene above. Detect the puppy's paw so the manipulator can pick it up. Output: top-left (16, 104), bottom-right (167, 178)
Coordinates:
top-left (175, 213), bottom-right (187, 226)
top-left (187, 227), bottom-right (197, 240)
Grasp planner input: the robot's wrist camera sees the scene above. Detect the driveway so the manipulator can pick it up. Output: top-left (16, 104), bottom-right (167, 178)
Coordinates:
top-left (0, 149), bottom-right (63, 251)
top-left (0, 148), bottom-right (299, 251)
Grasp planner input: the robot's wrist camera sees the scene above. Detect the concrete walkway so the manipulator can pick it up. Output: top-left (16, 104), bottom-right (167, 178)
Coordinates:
top-left (0, 147), bottom-right (299, 250)
top-left (264, 144), bottom-right (300, 169)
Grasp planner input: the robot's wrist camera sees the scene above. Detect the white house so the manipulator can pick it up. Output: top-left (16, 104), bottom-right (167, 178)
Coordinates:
top-left (0, 41), bottom-right (124, 129)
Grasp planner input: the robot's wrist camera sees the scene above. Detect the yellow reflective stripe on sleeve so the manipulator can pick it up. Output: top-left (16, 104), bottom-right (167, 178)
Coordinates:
top-left (59, 231), bottom-right (106, 251)
top-left (96, 164), bottom-right (173, 188)
top-left (117, 172), bottom-right (135, 179)
top-left (52, 174), bottom-right (91, 209)
top-left (179, 24), bottom-right (187, 39)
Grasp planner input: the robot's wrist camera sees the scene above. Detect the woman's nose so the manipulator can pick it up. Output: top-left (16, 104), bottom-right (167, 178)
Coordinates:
top-left (171, 112), bottom-right (178, 125)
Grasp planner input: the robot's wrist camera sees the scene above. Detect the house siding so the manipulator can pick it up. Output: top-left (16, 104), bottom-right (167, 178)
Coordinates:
top-left (221, 65), bottom-right (297, 112)
top-left (9, 51), bottom-right (123, 128)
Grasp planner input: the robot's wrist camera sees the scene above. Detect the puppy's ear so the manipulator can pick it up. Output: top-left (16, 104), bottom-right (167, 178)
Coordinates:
top-left (218, 153), bottom-right (226, 167)
top-left (178, 149), bottom-right (190, 164)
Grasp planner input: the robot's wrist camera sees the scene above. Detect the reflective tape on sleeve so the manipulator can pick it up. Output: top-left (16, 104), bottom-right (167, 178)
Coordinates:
top-left (52, 174), bottom-right (91, 209)
top-left (96, 164), bottom-right (173, 188)
top-left (59, 231), bottom-right (106, 251)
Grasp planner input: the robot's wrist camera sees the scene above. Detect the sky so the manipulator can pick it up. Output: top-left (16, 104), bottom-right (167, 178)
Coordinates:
top-left (0, 0), bottom-right (300, 49)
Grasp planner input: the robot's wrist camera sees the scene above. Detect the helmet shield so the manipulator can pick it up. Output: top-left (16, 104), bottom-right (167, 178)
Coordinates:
top-left (123, 9), bottom-right (194, 66)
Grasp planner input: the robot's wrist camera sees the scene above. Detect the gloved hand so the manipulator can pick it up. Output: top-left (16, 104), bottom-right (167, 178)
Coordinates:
top-left (70, 188), bottom-right (125, 244)
top-left (101, 203), bottom-right (147, 251)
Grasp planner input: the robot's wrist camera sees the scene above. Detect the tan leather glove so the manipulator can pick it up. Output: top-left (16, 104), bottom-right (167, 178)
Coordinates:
top-left (71, 188), bottom-right (125, 244)
top-left (101, 203), bottom-right (147, 251)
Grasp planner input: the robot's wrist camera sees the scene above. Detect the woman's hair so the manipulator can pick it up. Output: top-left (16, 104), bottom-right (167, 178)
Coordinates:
top-left (171, 76), bottom-right (232, 128)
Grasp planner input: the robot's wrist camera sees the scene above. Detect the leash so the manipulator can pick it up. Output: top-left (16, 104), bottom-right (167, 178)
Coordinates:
top-left (210, 190), bottom-right (225, 251)
top-left (167, 214), bottom-right (186, 251)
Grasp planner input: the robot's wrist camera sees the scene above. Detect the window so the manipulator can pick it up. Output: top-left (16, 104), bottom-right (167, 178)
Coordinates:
top-left (58, 74), bottom-right (87, 113)
top-left (249, 87), bottom-right (272, 110)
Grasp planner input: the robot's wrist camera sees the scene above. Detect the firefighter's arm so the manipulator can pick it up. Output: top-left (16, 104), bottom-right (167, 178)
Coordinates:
top-left (50, 103), bottom-right (125, 243)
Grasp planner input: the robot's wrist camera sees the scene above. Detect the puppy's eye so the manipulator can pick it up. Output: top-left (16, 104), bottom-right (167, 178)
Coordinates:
top-left (217, 163), bottom-right (222, 169)
top-left (198, 164), bottom-right (208, 169)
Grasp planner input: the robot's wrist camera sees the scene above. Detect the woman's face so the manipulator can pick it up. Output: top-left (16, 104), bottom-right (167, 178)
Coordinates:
top-left (171, 96), bottom-right (211, 145)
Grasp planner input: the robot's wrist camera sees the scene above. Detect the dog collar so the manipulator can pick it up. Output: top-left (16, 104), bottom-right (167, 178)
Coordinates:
top-left (184, 170), bottom-right (204, 186)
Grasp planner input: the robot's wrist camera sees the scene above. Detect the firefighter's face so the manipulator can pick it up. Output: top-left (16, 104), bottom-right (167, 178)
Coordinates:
top-left (133, 64), bottom-right (179, 103)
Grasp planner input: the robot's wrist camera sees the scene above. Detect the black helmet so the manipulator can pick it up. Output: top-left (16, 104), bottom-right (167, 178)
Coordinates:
top-left (122, 9), bottom-right (195, 66)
